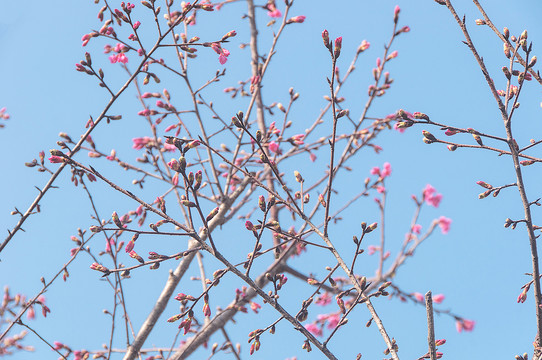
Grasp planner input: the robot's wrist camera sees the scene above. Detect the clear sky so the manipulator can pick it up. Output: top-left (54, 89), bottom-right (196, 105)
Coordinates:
top-left (1, 0), bottom-right (542, 359)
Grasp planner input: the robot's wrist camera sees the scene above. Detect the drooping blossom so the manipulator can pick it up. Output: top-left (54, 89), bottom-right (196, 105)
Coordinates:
top-left (433, 294), bottom-right (445, 304)
top-left (211, 43), bottom-right (230, 64)
top-left (266, 1), bottom-right (281, 18)
top-left (132, 137), bottom-right (152, 149)
top-left (370, 167), bottom-right (380, 176)
top-left (268, 141), bottom-right (280, 153)
top-left (250, 302), bottom-right (261, 313)
top-left (423, 184), bottom-right (443, 207)
top-left (315, 292), bottom-right (332, 306)
top-left (109, 53), bottom-right (128, 64)
top-left (367, 245), bottom-right (378, 255)
top-left (456, 319), bottom-right (475, 332)
top-left (305, 323), bottom-right (322, 337)
top-left (438, 216), bottom-right (452, 234)
top-left (381, 162), bottom-right (392, 177)
top-left (325, 313), bottom-right (341, 329)
top-left (413, 292), bottom-right (424, 302)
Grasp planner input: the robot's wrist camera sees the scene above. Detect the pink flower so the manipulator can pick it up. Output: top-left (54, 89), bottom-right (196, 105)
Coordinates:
top-left (423, 184), bottom-right (442, 207)
top-left (413, 292), bottom-right (424, 302)
top-left (427, 193), bottom-right (442, 207)
top-left (268, 141), bottom-right (280, 153)
top-left (27, 306), bottom-right (35, 319)
top-left (305, 323), bottom-right (322, 337)
top-left (367, 245), bottom-right (378, 255)
top-left (266, 3), bottom-right (282, 18)
top-left (433, 294), bottom-right (445, 304)
top-left (412, 224), bottom-right (422, 234)
top-left (370, 166), bottom-right (380, 176)
top-left (438, 216), bottom-right (452, 234)
top-left (377, 186), bottom-right (386, 193)
top-left (117, 53), bottom-right (128, 64)
top-left (315, 292), bottom-right (332, 306)
top-left (326, 314), bottom-right (341, 329)
top-left (250, 302), bottom-right (261, 313)
top-left (211, 43), bottom-right (230, 64)
top-left (456, 319), bottom-right (475, 332)
top-left (309, 152), bottom-right (317, 162)
top-left (133, 21), bottom-right (141, 30)
top-left (381, 162), bottom-right (392, 177)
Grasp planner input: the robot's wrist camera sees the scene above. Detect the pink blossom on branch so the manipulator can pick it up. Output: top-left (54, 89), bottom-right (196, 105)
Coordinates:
top-left (423, 184), bottom-right (443, 207)
top-left (432, 294), bottom-right (445, 304)
top-left (413, 292), bottom-right (424, 302)
top-left (268, 141), bottom-right (280, 153)
top-left (381, 162), bottom-right (392, 177)
top-left (315, 292), bottom-right (332, 306)
top-left (305, 323), bottom-right (322, 337)
top-left (456, 319), bottom-right (475, 332)
top-left (266, 1), bottom-right (281, 18)
top-left (438, 216), bottom-right (452, 234)
top-left (211, 42), bottom-right (230, 65)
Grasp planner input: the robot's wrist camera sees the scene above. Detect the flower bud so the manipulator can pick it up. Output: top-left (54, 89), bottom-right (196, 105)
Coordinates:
top-left (529, 56), bottom-right (537, 68)
top-left (334, 37), bottom-right (342, 59)
top-left (258, 195), bottom-right (266, 212)
top-left (422, 130), bottom-right (437, 142)
top-left (206, 207), bottom-right (219, 222)
top-left (322, 29), bottom-right (330, 49)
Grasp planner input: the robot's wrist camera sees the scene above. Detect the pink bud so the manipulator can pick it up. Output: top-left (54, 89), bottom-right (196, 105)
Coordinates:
top-left (334, 37), bottom-right (342, 58)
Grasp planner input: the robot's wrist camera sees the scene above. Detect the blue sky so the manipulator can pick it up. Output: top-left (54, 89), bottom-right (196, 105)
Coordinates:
top-left (1, 0), bottom-right (542, 359)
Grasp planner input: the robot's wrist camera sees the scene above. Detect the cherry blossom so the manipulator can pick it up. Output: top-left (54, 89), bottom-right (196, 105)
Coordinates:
top-left (438, 216), bottom-right (452, 234)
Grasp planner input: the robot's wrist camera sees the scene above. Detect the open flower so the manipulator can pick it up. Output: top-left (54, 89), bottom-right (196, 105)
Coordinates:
top-left (438, 216), bottom-right (452, 234)
top-left (456, 319), bottom-right (475, 332)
